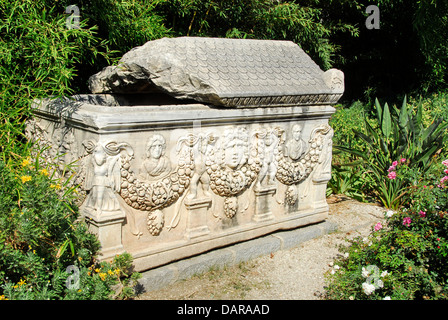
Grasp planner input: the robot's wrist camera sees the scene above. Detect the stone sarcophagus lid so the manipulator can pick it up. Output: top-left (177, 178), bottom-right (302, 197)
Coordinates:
top-left (27, 37), bottom-right (343, 272)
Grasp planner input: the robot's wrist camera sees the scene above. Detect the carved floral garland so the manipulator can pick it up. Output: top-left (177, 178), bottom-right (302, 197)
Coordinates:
top-left (275, 124), bottom-right (331, 186)
top-left (205, 143), bottom-right (262, 219)
top-left (118, 147), bottom-right (195, 235)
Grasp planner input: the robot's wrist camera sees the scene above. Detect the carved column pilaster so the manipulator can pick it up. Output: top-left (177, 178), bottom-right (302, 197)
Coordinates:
top-left (84, 208), bottom-right (126, 259)
top-left (253, 186), bottom-right (276, 222)
top-left (184, 197), bottom-right (211, 239)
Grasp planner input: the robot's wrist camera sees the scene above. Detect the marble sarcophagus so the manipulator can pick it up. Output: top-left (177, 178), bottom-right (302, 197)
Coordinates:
top-left (27, 37), bottom-right (343, 272)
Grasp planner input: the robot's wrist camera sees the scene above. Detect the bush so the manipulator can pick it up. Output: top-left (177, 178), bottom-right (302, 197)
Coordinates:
top-left (324, 158), bottom-right (448, 300)
top-left (333, 97), bottom-right (448, 208)
top-left (0, 156), bottom-right (140, 300)
top-left (328, 101), bottom-right (374, 200)
top-left (0, 0), bottom-right (111, 162)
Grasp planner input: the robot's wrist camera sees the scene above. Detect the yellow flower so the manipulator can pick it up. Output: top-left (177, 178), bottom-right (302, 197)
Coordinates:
top-left (95, 268), bottom-right (100, 273)
top-left (99, 273), bottom-right (107, 281)
top-left (40, 168), bottom-right (49, 176)
top-left (107, 270), bottom-right (114, 276)
top-left (50, 183), bottom-right (61, 190)
top-left (21, 175), bottom-right (32, 183)
top-left (0, 295), bottom-right (8, 300)
top-left (114, 268), bottom-right (121, 275)
top-left (21, 158), bottom-right (31, 167)
top-left (18, 279), bottom-right (26, 286)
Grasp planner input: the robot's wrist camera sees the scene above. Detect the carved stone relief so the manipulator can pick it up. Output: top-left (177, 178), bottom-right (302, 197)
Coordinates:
top-left (82, 140), bottom-right (132, 216)
top-left (254, 127), bottom-right (281, 189)
top-left (27, 118), bottom-right (333, 238)
top-left (276, 124), bottom-right (333, 205)
top-left (206, 127), bottom-right (262, 219)
top-left (176, 132), bottom-right (216, 200)
top-left (25, 118), bottom-right (88, 205)
top-left (138, 134), bottom-right (172, 182)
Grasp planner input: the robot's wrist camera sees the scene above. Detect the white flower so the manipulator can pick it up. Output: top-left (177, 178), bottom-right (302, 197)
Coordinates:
top-left (344, 252), bottom-right (349, 258)
top-left (330, 269), bottom-right (336, 275)
top-left (334, 264), bottom-right (340, 270)
top-left (349, 296), bottom-right (354, 300)
top-left (383, 296), bottom-right (391, 300)
top-left (362, 267), bottom-right (370, 278)
top-left (385, 210), bottom-right (395, 218)
top-left (376, 279), bottom-right (384, 288)
top-left (380, 270), bottom-right (389, 277)
top-left (362, 282), bottom-right (376, 295)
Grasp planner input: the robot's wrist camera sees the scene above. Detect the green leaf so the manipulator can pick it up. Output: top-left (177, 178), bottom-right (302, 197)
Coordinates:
top-left (398, 96), bottom-right (409, 129)
top-left (415, 100), bottom-right (423, 127)
top-left (382, 102), bottom-right (392, 139)
top-left (56, 239), bottom-right (69, 259)
top-left (375, 98), bottom-right (383, 125)
top-left (333, 145), bottom-right (367, 160)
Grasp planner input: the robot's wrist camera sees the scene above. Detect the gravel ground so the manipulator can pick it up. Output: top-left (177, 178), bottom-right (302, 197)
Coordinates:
top-left (136, 196), bottom-right (387, 300)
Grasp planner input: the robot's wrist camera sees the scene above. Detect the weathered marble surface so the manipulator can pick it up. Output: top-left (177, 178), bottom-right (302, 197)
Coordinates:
top-left (27, 37), bottom-right (342, 272)
top-left (88, 37), bottom-right (344, 107)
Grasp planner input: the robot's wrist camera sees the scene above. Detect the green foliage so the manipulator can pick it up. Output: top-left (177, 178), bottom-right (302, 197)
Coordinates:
top-left (324, 163), bottom-right (448, 300)
top-left (54, 0), bottom-right (170, 55)
top-left (0, 155), bottom-right (140, 300)
top-left (334, 97), bottom-right (448, 208)
top-left (409, 92), bottom-right (448, 158)
top-left (327, 163), bottom-right (366, 201)
top-left (330, 102), bottom-right (370, 164)
top-left (0, 0), bottom-right (111, 162)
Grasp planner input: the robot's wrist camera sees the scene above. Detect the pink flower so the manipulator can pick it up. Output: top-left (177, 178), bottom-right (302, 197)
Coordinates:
top-left (387, 165), bottom-right (396, 172)
top-left (444, 169), bottom-right (448, 174)
top-left (392, 161), bottom-right (398, 167)
top-left (441, 176), bottom-right (448, 185)
top-left (388, 171), bottom-right (397, 180)
top-left (374, 222), bottom-right (383, 231)
top-left (442, 159), bottom-right (448, 167)
top-left (419, 210), bottom-right (426, 218)
top-left (403, 217), bottom-right (412, 227)
top-left (400, 158), bottom-right (406, 163)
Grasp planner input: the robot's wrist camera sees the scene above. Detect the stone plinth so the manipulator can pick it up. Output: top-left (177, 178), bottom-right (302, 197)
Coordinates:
top-left (26, 37), bottom-right (342, 272)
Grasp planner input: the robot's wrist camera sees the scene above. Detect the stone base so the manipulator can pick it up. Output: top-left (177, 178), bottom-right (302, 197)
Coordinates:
top-left (83, 207), bottom-right (126, 260)
top-left (184, 197), bottom-right (211, 240)
top-left (253, 186), bottom-right (276, 222)
top-left (132, 207), bottom-right (328, 271)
